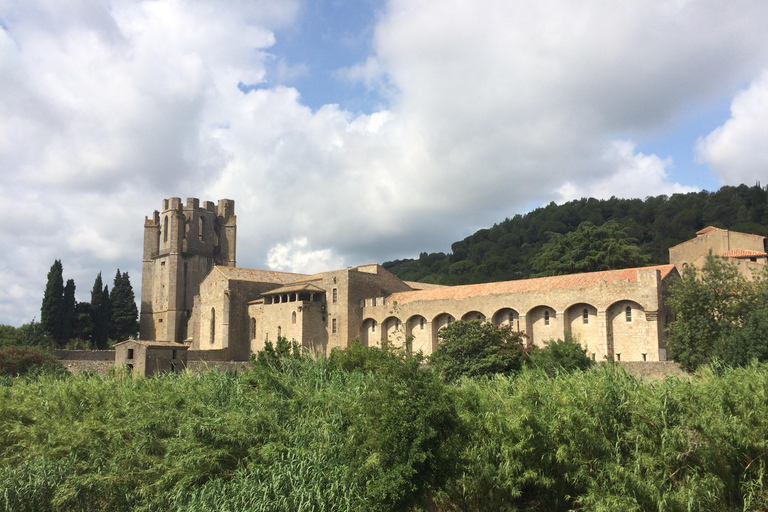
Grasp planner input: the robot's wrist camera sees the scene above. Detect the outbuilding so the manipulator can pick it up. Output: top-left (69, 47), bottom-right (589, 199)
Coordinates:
top-left (114, 339), bottom-right (188, 376)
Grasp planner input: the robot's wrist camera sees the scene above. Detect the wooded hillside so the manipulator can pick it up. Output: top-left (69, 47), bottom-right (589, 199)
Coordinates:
top-left (383, 184), bottom-right (768, 285)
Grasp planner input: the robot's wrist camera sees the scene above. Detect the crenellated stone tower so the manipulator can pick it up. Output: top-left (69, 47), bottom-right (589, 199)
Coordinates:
top-left (140, 197), bottom-right (236, 342)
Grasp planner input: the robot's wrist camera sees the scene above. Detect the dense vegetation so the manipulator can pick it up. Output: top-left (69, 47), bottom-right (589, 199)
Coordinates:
top-left (38, 261), bottom-right (138, 349)
top-left (2, 346), bottom-right (768, 511)
top-left (384, 184), bottom-right (768, 284)
top-left (666, 255), bottom-right (768, 372)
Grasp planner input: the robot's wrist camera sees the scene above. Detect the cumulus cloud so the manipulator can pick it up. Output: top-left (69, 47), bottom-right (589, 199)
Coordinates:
top-left (3, 0), bottom-right (768, 325)
top-left (556, 140), bottom-right (698, 203)
top-left (696, 70), bottom-right (768, 185)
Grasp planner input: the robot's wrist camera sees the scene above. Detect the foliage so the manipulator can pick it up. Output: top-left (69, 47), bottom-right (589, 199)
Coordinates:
top-left (429, 320), bottom-right (526, 382)
top-left (63, 279), bottom-right (76, 340)
top-left (0, 321), bottom-right (48, 348)
top-left (383, 184), bottom-right (768, 284)
top-left (526, 334), bottom-right (595, 376)
top-left (40, 260), bottom-right (67, 345)
top-left (90, 273), bottom-right (111, 350)
top-left (666, 255), bottom-right (766, 371)
top-left (0, 346), bottom-right (65, 378)
top-left (529, 220), bottom-right (647, 276)
top-left (4, 360), bottom-right (768, 510)
top-left (109, 270), bottom-right (139, 343)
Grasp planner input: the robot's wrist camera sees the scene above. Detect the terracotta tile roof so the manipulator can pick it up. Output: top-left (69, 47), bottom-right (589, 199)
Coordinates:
top-left (213, 266), bottom-right (309, 284)
top-left (263, 283), bottom-right (326, 295)
top-left (386, 265), bottom-right (676, 305)
top-left (719, 249), bottom-right (768, 258)
top-left (696, 226), bottom-right (722, 236)
top-left (403, 281), bottom-right (447, 290)
top-left (114, 340), bottom-right (188, 348)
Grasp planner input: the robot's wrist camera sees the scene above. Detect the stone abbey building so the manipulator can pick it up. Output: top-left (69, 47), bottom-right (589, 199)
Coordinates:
top-left (139, 197), bottom-right (767, 363)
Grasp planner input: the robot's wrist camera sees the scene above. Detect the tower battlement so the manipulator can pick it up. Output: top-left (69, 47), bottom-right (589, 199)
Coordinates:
top-left (140, 197), bottom-right (236, 342)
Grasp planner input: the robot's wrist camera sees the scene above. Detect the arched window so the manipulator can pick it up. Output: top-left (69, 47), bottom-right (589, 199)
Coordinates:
top-left (251, 317), bottom-right (256, 339)
top-left (583, 309), bottom-right (589, 324)
top-left (210, 308), bottom-right (215, 344)
top-left (625, 306), bottom-right (632, 322)
top-left (199, 217), bottom-right (205, 241)
top-left (277, 326), bottom-right (281, 338)
top-left (420, 317), bottom-right (425, 330)
top-left (544, 310), bottom-right (550, 326)
top-left (292, 311), bottom-right (297, 324)
top-left (163, 216), bottom-right (169, 243)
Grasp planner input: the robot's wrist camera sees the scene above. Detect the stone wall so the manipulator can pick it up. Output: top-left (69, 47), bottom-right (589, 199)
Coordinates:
top-left (54, 350), bottom-right (115, 361)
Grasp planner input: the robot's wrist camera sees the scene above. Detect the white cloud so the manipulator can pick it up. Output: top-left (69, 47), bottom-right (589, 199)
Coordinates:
top-left (3, 0), bottom-right (768, 325)
top-left (696, 70), bottom-right (768, 186)
top-left (556, 140), bottom-right (698, 203)
top-left (266, 238), bottom-right (344, 274)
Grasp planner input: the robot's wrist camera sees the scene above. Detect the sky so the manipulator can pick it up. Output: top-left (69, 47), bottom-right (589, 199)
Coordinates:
top-left (2, 0), bottom-right (768, 327)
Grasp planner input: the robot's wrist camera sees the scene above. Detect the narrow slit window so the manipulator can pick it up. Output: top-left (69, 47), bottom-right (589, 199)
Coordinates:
top-left (544, 310), bottom-right (550, 326)
top-left (626, 306), bottom-right (632, 322)
top-left (583, 309), bottom-right (589, 324)
top-left (332, 288), bottom-right (338, 303)
top-left (420, 317), bottom-right (425, 330)
top-left (332, 318), bottom-right (337, 334)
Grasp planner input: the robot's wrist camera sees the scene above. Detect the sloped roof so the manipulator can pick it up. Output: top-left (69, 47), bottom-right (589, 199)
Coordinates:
top-left (212, 266), bottom-right (310, 284)
top-left (263, 282), bottom-right (326, 295)
top-left (386, 265), bottom-right (676, 305)
top-left (696, 226), bottom-right (722, 236)
top-left (403, 281), bottom-right (447, 290)
top-left (719, 249), bottom-right (768, 258)
top-left (114, 340), bottom-right (188, 348)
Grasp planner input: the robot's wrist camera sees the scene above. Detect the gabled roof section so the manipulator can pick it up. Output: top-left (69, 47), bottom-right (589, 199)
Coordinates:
top-left (386, 265), bottom-right (676, 305)
top-left (696, 226), bottom-right (722, 236)
top-left (719, 249), bottom-right (768, 258)
top-left (212, 266), bottom-right (310, 284)
top-left (114, 340), bottom-right (188, 348)
top-left (263, 282), bottom-right (326, 295)
top-left (403, 281), bottom-right (447, 290)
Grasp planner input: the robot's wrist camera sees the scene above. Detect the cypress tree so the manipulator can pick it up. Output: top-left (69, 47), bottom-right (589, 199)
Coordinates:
top-left (41, 260), bottom-right (66, 347)
top-left (90, 273), bottom-right (111, 350)
top-left (110, 270), bottom-right (139, 342)
top-left (63, 279), bottom-right (76, 341)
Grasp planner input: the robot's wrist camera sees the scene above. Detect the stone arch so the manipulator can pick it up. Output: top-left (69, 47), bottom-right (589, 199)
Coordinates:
top-left (607, 300), bottom-right (646, 361)
top-left (565, 303), bottom-right (598, 356)
top-left (526, 305), bottom-right (557, 347)
top-left (461, 311), bottom-right (486, 322)
top-left (383, 316), bottom-right (404, 347)
top-left (361, 318), bottom-right (378, 347)
top-left (432, 313), bottom-right (455, 352)
top-left (492, 308), bottom-right (519, 329)
top-left (406, 314), bottom-right (429, 354)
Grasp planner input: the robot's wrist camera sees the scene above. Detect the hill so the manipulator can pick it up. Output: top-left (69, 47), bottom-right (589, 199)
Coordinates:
top-left (382, 184), bottom-right (768, 285)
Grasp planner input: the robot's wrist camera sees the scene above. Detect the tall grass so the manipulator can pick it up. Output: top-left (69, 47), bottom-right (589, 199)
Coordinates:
top-left (2, 361), bottom-right (768, 511)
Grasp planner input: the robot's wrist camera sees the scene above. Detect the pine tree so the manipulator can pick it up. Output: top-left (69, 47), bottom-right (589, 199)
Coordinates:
top-left (63, 279), bottom-right (76, 341)
top-left (90, 273), bottom-right (111, 350)
top-left (110, 270), bottom-right (139, 342)
top-left (41, 260), bottom-right (66, 347)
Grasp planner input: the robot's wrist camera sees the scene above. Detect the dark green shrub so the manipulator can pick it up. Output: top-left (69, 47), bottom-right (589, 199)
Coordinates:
top-left (429, 320), bottom-right (526, 382)
top-left (527, 334), bottom-right (595, 376)
top-left (0, 346), bottom-right (65, 377)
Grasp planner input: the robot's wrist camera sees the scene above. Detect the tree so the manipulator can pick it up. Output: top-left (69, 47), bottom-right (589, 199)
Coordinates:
top-left (666, 255), bottom-right (751, 371)
top-left (526, 334), bottom-right (595, 376)
top-left (41, 260), bottom-right (67, 347)
top-left (90, 273), bottom-right (111, 349)
top-left (63, 279), bottom-right (76, 340)
top-left (429, 320), bottom-right (526, 382)
top-left (530, 221), bottom-right (648, 276)
top-left (109, 270), bottom-right (139, 342)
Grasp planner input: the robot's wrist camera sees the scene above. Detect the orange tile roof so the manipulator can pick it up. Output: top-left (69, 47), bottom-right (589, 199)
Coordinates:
top-left (696, 226), bottom-right (722, 236)
top-left (403, 281), bottom-right (447, 290)
top-left (386, 265), bottom-right (676, 305)
top-left (213, 266), bottom-right (310, 284)
top-left (719, 249), bottom-right (768, 258)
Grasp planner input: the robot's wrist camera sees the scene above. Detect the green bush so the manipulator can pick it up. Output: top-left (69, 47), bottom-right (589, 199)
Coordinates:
top-left (0, 346), bottom-right (65, 377)
top-left (429, 320), bottom-right (526, 382)
top-left (526, 334), bottom-right (595, 376)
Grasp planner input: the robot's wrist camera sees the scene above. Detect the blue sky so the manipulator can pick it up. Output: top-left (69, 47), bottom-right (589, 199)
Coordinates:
top-left (2, 0), bottom-right (768, 326)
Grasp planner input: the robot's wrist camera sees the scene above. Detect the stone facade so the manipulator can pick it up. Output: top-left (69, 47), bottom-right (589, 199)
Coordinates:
top-left (140, 198), bottom-right (236, 343)
top-left (138, 200), bottom-right (767, 363)
top-left (114, 339), bottom-right (188, 376)
top-left (669, 226), bottom-right (766, 279)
